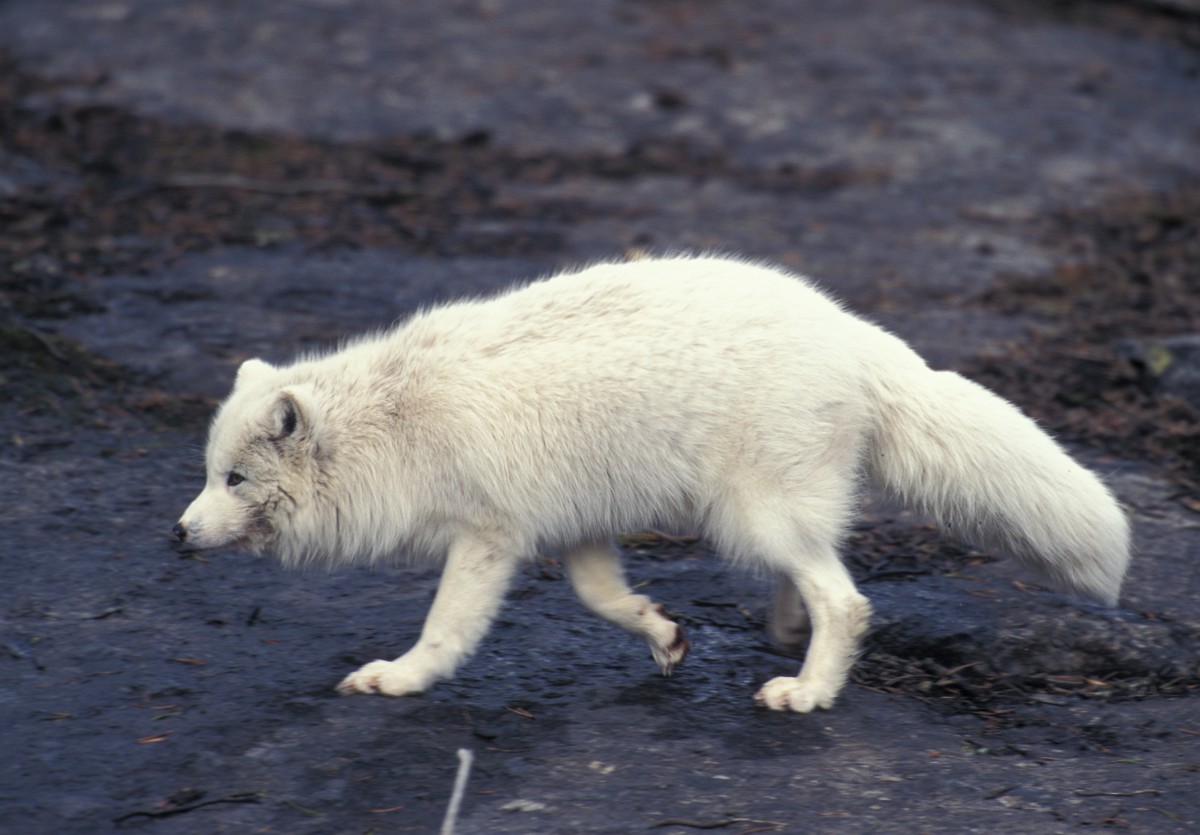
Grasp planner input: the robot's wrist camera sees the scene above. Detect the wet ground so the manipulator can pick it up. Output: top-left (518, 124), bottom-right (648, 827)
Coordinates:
top-left (2, 1), bottom-right (1199, 832)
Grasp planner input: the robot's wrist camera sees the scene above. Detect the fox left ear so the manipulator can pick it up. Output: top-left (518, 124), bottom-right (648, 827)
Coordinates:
top-left (270, 385), bottom-right (316, 443)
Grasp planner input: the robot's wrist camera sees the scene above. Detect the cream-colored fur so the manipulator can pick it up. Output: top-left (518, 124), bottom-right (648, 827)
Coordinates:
top-left (175, 255), bottom-right (1130, 712)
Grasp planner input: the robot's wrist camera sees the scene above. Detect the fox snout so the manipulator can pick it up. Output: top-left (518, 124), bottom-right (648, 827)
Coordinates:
top-left (171, 494), bottom-right (261, 552)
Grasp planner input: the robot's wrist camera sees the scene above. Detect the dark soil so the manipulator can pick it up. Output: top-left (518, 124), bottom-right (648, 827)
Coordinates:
top-left (970, 185), bottom-right (1200, 493)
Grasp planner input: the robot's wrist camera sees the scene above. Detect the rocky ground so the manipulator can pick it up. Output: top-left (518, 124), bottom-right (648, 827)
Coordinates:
top-left (1, 1), bottom-right (1198, 833)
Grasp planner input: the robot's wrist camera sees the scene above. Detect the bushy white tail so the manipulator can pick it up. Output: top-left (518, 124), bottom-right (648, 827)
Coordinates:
top-left (867, 368), bottom-right (1130, 605)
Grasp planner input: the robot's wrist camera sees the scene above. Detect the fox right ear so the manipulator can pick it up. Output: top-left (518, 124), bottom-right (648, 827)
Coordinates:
top-left (234, 358), bottom-right (275, 388)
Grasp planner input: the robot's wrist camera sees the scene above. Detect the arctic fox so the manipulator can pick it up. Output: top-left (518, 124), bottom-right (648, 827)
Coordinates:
top-left (174, 255), bottom-right (1130, 712)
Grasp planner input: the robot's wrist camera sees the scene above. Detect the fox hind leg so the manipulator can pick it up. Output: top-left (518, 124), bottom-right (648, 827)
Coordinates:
top-left (710, 485), bottom-right (870, 713)
top-left (754, 543), bottom-right (871, 712)
top-left (564, 541), bottom-right (689, 676)
top-left (769, 575), bottom-right (811, 647)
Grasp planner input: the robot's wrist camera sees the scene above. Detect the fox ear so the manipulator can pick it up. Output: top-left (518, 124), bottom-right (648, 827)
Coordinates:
top-left (270, 384), bottom-right (316, 443)
top-left (235, 358), bottom-right (276, 389)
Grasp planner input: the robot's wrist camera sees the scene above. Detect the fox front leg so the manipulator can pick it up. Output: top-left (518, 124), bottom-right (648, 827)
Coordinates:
top-left (337, 535), bottom-right (520, 697)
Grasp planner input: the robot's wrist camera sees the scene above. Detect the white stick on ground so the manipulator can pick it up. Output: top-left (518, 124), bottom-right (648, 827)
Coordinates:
top-left (440, 748), bottom-right (475, 835)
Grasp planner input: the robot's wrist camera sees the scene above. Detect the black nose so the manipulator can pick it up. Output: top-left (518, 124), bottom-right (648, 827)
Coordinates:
top-left (172, 522), bottom-right (188, 542)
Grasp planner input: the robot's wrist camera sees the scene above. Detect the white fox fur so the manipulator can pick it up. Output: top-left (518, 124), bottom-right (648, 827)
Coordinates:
top-left (175, 255), bottom-right (1130, 712)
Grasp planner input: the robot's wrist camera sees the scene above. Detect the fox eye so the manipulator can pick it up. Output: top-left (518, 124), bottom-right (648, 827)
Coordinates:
top-left (226, 471), bottom-right (246, 488)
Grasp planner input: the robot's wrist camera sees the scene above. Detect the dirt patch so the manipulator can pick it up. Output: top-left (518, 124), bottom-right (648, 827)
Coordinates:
top-left (969, 184), bottom-right (1200, 492)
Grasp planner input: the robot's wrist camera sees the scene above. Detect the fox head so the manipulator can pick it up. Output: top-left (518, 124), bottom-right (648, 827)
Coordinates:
top-left (174, 358), bottom-right (324, 558)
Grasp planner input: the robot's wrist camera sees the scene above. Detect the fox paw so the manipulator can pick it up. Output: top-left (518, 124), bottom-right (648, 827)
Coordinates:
top-left (336, 659), bottom-right (428, 697)
top-left (754, 676), bottom-right (835, 713)
top-left (650, 623), bottom-right (690, 677)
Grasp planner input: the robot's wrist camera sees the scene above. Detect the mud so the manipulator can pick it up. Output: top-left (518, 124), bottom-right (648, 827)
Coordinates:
top-left (1, 1), bottom-right (1199, 833)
